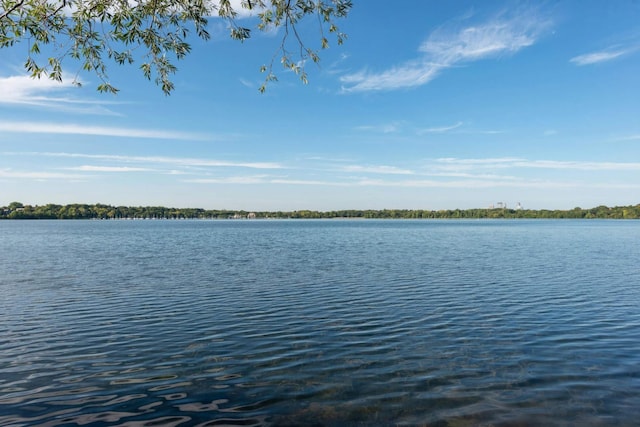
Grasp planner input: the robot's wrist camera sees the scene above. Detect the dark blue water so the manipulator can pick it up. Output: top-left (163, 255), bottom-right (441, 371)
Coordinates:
top-left (1, 219), bottom-right (639, 426)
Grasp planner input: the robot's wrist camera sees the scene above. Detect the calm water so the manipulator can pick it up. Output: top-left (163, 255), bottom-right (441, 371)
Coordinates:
top-left (1, 219), bottom-right (639, 426)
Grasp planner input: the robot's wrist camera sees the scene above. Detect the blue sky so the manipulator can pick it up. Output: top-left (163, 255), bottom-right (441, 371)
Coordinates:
top-left (1, 0), bottom-right (639, 210)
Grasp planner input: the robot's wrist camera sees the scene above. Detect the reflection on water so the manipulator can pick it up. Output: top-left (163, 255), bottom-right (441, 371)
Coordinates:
top-left (1, 219), bottom-right (640, 426)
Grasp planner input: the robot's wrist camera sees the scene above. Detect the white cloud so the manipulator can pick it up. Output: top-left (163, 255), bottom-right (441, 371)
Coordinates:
top-left (5, 151), bottom-right (284, 170)
top-left (303, 155), bottom-right (354, 163)
top-left (426, 172), bottom-right (521, 180)
top-left (342, 165), bottom-right (414, 175)
top-left (419, 18), bottom-right (539, 61)
top-left (185, 176), bottom-right (345, 186)
top-left (223, 0), bottom-right (262, 18)
top-left (0, 121), bottom-right (210, 141)
top-left (570, 49), bottom-right (630, 66)
top-left (341, 61), bottom-right (441, 92)
top-left (7, 151), bottom-right (638, 196)
top-left (341, 10), bottom-right (550, 92)
top-left (355, 121), bottom-right (404, 133)
top-left (0, 168), bottom-right (85, 180)
top-left (518, 160), bottom-right (640, 171)
top-left (434, 157), bottom-right (640, 171)
top-left (239, 78), bottom-right (255, 88)
top-left (0, 74), bottom-right (75, 103)
top-left (270, 179), bottom-right (345, 186)
top-left (353, 178), bottom-right (575, 189)
top-left (326, 53), bottom-right (352, 75)
top-left (0, 74), bottom-right (120, 114)
top-left (178, 173), bottom-right (640, 191)
top-left (63, 166), bottom-right (153, 172)
top-left (436, 157), bottom-right (523, 165)
top-left (117, 155), bottom-right (282, 170)
top-left (418, 121), bottom-right (464, 134)
top-left (459, 129), bottom-right (506, 135)
top-left (185, 176), bottom-right (270, 184)
top-left (615, 134), bottom-right (640, 141)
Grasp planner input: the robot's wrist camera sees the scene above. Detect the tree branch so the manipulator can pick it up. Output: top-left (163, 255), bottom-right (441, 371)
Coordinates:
top-left (0, 0), bottom-right (26, 22)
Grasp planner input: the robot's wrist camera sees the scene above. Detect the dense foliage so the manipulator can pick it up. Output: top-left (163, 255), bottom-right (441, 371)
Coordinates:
top-left (0, 0), bottom-right (352, 93)
top-left (2, 202), bottom-right (640, 219)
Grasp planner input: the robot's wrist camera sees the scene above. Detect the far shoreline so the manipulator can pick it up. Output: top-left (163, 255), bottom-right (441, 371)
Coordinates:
top-left (2, 202), bottom-right (639, 220)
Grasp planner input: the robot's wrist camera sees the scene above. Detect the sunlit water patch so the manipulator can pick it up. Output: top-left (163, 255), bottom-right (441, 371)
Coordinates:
top-left (1, 220), bottom-right (639, 426)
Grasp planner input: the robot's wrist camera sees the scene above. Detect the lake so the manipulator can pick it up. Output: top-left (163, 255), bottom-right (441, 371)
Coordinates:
top-left (1, 219), bottom-right (639, 426)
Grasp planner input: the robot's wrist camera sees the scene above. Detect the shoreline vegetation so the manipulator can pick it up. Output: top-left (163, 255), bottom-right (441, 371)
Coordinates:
top-left (2, 202), bottom-right (640, 220)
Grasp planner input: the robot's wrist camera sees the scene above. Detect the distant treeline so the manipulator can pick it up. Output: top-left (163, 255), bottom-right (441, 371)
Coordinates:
top-left (2, 202), bottom-right (640, 220)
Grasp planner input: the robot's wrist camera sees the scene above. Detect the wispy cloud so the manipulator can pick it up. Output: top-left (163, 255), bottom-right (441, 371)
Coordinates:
top-left (185, 176), bottom-right (271, 184)
top-left (326, 53), bottom-right (352, 75)
top-left (425, 171), bottom-right (521, 180)
top-left (270, 178), bottom-right (345, 186)
top-left (459, 129), bottom-right (506, 135)
top-left (0, 121), bottom-right (210, 141)
top-left (342, 165), bottom-right (414, 175)
top-left (6, 151), bottom-right (638, 194)
top-left (418, 121), bottom-right (464, 134)
top-left (436, 157), bottom-right (523, 165)
top-left (0, 74), bottom-right (75, 103)
top-left (570, 48), bottom-right (633, 66)
top-left (616, 134), bottom-right (640, 141)
top-left (341, 61), bottom-right (440, 93)
top-left (303, 156), bottom-right (355, 163)
top-left (519, 160), bottom-right (640, 171)
top-left (186, 176), bottom-right (354, 186)
top-left (353, 178), bottom-right (575, 189)
top-left (0, 168), bottom-right (86, 180)
top-left (63, 165), bottom-right (153, 172)
top-left (182, 174), bottom-right (622, 190)
top-left (434, 157), bottom-right (640, 171)
top-left (5, 152), bottom-right (284, 170)
top-left (0, 74), bottom-right (121, 114)
top-left (238, 78), bottom-right (255, 88)
top-left (224, 0), bottom-right (266, 18)
top-left (341, 9), bottom-right (550, 92)
top-left (355, 121), bottom-right (404, 133)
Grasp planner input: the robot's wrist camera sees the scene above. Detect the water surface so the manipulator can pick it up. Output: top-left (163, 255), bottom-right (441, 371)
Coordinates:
top-left (1, 220), bottom-right (639, 426)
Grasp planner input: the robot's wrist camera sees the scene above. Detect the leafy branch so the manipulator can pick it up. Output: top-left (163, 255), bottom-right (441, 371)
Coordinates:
top-left (0, 0), bottom-right (352, 94)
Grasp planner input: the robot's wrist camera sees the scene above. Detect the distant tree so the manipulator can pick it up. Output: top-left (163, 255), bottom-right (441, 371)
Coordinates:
top-left (0, 0), bottom-right (352, 94)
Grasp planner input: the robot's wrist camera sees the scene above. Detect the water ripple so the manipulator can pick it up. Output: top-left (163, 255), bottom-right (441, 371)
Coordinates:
top-left (1, 220), bottom-right (640, 426)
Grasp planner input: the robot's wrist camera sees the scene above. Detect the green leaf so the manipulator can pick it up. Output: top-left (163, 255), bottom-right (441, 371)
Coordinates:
top-left (97, 83), bottom-right (119, 94)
